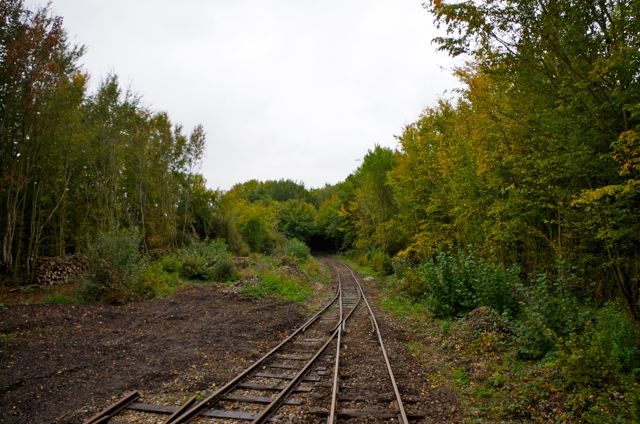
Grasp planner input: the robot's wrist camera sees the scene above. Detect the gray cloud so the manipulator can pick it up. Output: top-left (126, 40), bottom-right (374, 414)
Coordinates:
top-left (28, 0), bottom-right (460, 189)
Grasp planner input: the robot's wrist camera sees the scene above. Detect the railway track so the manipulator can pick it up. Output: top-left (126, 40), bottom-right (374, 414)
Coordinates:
top-left (84, 258), bottom-right (411, 423)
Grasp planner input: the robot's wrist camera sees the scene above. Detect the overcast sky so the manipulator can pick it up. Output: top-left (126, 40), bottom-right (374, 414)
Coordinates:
top-left (26, 0), bottom-right (459, 190)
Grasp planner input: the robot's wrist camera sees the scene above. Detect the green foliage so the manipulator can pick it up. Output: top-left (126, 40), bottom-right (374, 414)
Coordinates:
top-left (83, 226), bottom-right (143, 303)
top-left (342, 146), bottom-right (399, 255)
top-left (239, 217), bottom-right (276, 253)
top-left (553, 303), bottom-right (640, 422)
top-left (241, 272), bottom-right (313, 303)
top-left (230, 179), bottom-right (309, 203)
top-left (43, 293), bottom-right (82, 305)
top-left (406, 250), bottom-right (521, 318)
top-left (282, 238), bottom-right (311, 262)
top-left (452, 365), bottom-right (470, 386)
top-left (136, 260), bottom-right (181, 298)
top-left (176, 239), bottom-right (235, 282)
top-left (393, 265), bottom-right (432, 303)
top-left (369, 249), bottom-right (393, 275)
top-left (514, 273), bottom-right (584, 360)
top-left (277, 199), bottom-right (318, 243)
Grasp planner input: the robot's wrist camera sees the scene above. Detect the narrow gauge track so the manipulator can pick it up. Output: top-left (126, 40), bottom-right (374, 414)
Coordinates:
top-left (84, 258), bottom-right (408, 423)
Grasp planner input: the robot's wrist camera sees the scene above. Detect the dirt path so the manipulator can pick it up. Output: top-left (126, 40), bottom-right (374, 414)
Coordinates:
top-left (0, 274), bottom-right (460, 423)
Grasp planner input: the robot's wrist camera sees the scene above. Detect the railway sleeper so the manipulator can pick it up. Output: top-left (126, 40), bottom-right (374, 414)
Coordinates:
top-left (221, 394), bottom-right (302, 405)
top-left (275, 353), bottom-right (312, 360)
top-left (255, 371), bottom-right (321, 381)
top-left (237, 382), bottom-right (312, 392)
top-left (125, 402), bottom-right (286, 421)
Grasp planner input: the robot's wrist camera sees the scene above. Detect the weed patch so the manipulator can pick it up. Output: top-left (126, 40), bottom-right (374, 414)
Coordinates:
top-left (43, 293), bottom-right (82, 305)
top-left (241, 272), bottom-right (312, 303)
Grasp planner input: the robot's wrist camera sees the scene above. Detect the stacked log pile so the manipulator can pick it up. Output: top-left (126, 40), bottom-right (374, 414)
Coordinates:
top-left (34, 256), bottom-right (90, 285)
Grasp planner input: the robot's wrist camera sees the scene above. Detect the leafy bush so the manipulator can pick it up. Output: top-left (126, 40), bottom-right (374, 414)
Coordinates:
top-left (283, 238), bottom-right (311, 261)
top-left (239, 217), bottom-right (276, 253)
top-left (158, 254), bottom-right (182, 274)
top-left (554, 303), bottom-right (640, 422)
top-left (514, 273), bottom-right (584, 360)
top-left (136, 261), bottom-right (181, 298)
top-left (394, 266), bottom-right (431, 302)
top-left (177, 239), bottom-right (235, 282)
top-left (406, 250), bottom-right (522, 318)
top-left (83, 226), bottom-right (143, 303)
top-left (369, 249), bottom-right (393, 275)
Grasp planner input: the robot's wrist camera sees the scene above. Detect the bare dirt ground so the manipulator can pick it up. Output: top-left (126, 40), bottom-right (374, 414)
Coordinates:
top-left (0, 272), bottom-right (460, 423)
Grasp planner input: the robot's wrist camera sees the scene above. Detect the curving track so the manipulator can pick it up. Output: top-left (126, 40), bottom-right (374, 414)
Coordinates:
top-left (83, 258), bottom-right (410, 423)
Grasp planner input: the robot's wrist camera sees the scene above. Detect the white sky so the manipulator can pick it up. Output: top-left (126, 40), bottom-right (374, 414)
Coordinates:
top-left (26, 0), bottom-right (459, 190)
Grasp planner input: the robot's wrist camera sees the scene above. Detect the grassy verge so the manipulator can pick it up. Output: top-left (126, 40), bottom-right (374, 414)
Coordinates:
top-left (237, 254), bottom-right (331, 304)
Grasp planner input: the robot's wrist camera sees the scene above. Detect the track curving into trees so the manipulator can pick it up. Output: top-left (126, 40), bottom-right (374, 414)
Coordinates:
top-left (83, 257), bottom-right (414, 423)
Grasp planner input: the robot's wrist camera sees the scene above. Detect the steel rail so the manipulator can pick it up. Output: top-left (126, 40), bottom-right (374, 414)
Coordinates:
top-left (167, 272), bottom-right (344, 424)
top-left (252, 261), bottom-right (364, 423)
top-left (348, 265), bottom-right (409, 424)
top-left (327, 325), bottom-right (342, 424)
top-left (251, 327), bottom-right (340, 423)
top-left (82, 391), bottom-right (139, 424)
top-left (327, 260), bottom-right (363, 423)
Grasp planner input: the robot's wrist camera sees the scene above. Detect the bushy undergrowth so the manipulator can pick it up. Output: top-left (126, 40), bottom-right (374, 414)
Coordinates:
top-left (238, 245), bottom-right (326, 303)
top-left (514, 272), bottom-right (585, 360)
top-left (281, 238), bottom-right (311, 262)
top-left (167, 239), bottom-right (235, 282)
top-left (137, 260), bottom-right (182, 298)
top-left (83, 230), bottom-right (235, 303)
top-left (83, 226), bottom-right (144, 303)
top-left (347, 249), bottom-right (393, 275)
top-left (381, 248), bottom-right (640, 422)
top-left (553, 303), bottom-right (640, 422)
top-left (394, 250), bottom-right (521, 318)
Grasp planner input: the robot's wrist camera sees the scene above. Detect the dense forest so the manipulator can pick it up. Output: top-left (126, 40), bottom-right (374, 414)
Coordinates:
top-left (2, 0), bottom-right (640, 420)
top-left (0, 0), bottom-right (211, 275)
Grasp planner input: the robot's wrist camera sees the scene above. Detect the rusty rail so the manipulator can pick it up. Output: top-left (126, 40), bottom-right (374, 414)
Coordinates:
top-left (83, 258), bottom-right (409, 423)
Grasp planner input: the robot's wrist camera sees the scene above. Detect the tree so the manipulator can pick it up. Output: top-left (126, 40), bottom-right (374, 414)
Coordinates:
top-left (573, 127), bottom-right (640, 320)
top-left (343, 146), bottom-right (399, 254)
top-left (0, 0), bottom-right (84, 273)
top-left (277, 199), bottom-right (318, 244)
top-left (423, 0), bottom-right (640, 311)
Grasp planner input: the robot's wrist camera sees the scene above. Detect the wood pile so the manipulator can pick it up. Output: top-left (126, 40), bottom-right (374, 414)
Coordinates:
top-left (33, 256), bottom-right (90, 285)
top-left (233, 256), bottom-right (249, 269)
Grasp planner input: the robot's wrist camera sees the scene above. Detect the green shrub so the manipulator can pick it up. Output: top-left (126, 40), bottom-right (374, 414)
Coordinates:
top-left (83, 226), bottom-right (143, 303)
top-left (178, 239), bottom-right (235, 282)
top-left (514, 273), bottom-right (584, 360)
top-left (554, 303), bottom-right (640, 422)
top-left (513, 312), bottom-right (558, 360)
top-left (136, 261), bottom-right (181, 298)
top-left (369, 249), bottom-right (393, 275)
top-left (283, 238), bottom-right (311, 261)
top-left (239, 217), bottom-right (276, 253)
top-left (158, 254), bottom-right (182, 274)
top-left (408, 250), bottom-right (522, 318)
top-left (395, 266), bottom-right (431, 301)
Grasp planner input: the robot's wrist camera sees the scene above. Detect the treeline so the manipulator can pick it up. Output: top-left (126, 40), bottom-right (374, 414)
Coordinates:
top-left (316, 0), bottom-right (640, 322)
top-left (5, 0), bottom-right (638, 417)
top-left (4, 0), bottom-right (640, 325)
top-left (0, 0), bottom-right (213, 276)
top-left (310, 2), bottom-right (640, 418)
